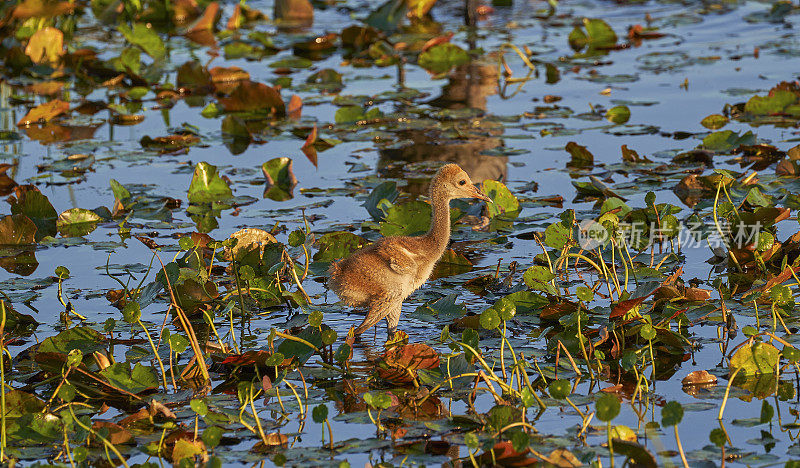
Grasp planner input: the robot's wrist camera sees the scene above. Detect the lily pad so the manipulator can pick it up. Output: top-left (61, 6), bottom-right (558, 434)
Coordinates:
top-left (187, 162), bottom-right (233, 204)
top-left (57, 208), bottom-right (102, 237)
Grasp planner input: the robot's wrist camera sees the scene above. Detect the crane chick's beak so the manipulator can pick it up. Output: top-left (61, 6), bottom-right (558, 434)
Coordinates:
top-left (469, 184), bottom-right (493, 203)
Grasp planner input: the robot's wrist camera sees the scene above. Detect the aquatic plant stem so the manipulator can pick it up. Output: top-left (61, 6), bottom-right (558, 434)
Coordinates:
top-left (674, 425), bottom-right (689, 468)
top-left (68, 404), bottom-right (130, 468)
top-left (248, 386), bottom-right (269, 445)
top-left (718, 367), bottom-right (742, 420)
top-left (137, 318), bottom-right (169, 392)
top-left (152, 252), bottom-right (210, 383)
top-left (607, 420), bottom-right (615, 468)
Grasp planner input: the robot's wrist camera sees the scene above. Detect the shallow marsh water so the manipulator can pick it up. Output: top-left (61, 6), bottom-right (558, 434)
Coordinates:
top-left (2, 0), bottom-right (800, 466)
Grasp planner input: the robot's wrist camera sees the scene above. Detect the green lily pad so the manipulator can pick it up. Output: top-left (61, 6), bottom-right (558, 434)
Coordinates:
top-left (418, 43), bottom-right (470, 74)
top-left (187, 162), bottom-right (233, 204)
top-left (730, 341), bottom-right (779, 375)
top-left (56, 208), bottom-right (102, 237)
top-left (261, 157), bottom-right (298, 201)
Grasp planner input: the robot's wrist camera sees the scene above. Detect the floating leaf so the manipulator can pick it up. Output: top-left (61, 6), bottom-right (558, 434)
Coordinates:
top-left (380, 201), bottom-right (433, 236)
top-left (273, 0), bottom-right (314, 23)
top-left (261, 157), bottom-right (298, 201)
top-left (187, 162), bottom-right (233, 204)
top-left (565, 141), bottom-right (594, 167)
top-left (418, 43), bottom-right (469, 74)
top-left (744, 89), bottom-right (797, 115)
top-left (0, 214), bottom-right (37, 245)
top-left (335, 106), bottom-right (366, 124)
top-left (595, 393), bottom-right (620, 422)
top-left (605, 105), bottom-right (630, 124)
top-left (702, 130), bottom-right (756, 152)
top-left (701, 114), bottom-right (729, 129)
top-left (17, 100), bottom-right (70, 126)
top-left (661, 401), bottom-right (684, 426)
top-left (118, 23), bottom-right (166, 60)
top-left (313, 231), bottom-right (367, 262)
top-left (378, 343), bottom-right (440, 384)
top-left (730, 341), bottom-right (779, 375)
top-left (25, 27), bottom-right (64, 64)
top-left (57, 208), bottom-right (102, 237)
top-left (569, 18), bottom-right (617, 51)
top-left (482, 180), bottom-right (520, 218)
top-left (219, 81), bottom-right (285, 115)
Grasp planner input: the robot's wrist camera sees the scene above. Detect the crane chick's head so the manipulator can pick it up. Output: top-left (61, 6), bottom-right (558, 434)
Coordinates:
top-left (433, 163), bottom-right (492, 202)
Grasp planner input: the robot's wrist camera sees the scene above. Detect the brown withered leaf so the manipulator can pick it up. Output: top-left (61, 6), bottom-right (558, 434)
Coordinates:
top-left (219, 81), bottom-right (285, 115)
top-left (681, 370), bottom-right (717, 387)
top-left (91, 421), bottom-right (133, 446)
top-left (187, 1), bottom-right (219, 32)
top-left (422, 32), bottom-right (453, 53)
top-left (287, 94), bottom-right (302, 119)
top-left (252, 433), bottom-right (288, 452)
top-left (24, 122), bottom-right (100, 144)
top-left (223, 228), bottom-right (277, 261)
top-left (0, 164), bottom-right (18, 196)
top-left (25, 81), bottom-right (63, 96)
top-left (610, 268), bottom-right (681, 319)
top-left (378, 343), bottom-right (440, 384)
top-left (17, 100), bottom-right (70, 126)
top-left (273, 0), bottom-right (313, 23)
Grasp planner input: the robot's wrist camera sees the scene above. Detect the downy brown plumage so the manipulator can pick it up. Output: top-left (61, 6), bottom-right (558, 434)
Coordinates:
top-left (328, 163), bottom-right (491, 335)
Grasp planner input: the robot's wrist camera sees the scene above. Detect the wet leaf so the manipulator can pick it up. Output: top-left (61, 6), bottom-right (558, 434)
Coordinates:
top-left (745, 89), bottom-right (797, 115)
top-left (605, 105), bottom-right (630, 124)
top-left (701, 114), bottom-right (729, 129)
top-left (187, 162), bottom-right (233, 204)
top-left (335, 106), bottom-right (366, 124)
top-left (118, 23), bottom-right (166, 60)
top-left (681, 370), bottom-right (717, 386)
top-left (25, 27), bottom-right (64, 64)
top-left (569, 18), bottom-right (617, 51)
top-left (0, 214), bottom-right (37, 245)
top-left (565, 141), bottom-right (594, 167)
top-left (219, 81), bottom-right (285, 115)
top-left (482, 180), bottom-right (520, 218)
top-left (262, 157), bottom-right (298, 201)
top-left (418, 43), bottom-right (469, 74)
top-left (661, 401), bottom-right (683, 426)
top-left (380, 200), bottom-right (433, 236)
top-left (17, 100), bottom-right (70, 126)
top-left (313, 231), bottom-right (367, 262)
top-left (57, 208), bottom-right (102, 237)
top-left (595, 393), bottom-right (620, 422)
top-left (273, 0), bottom-right (314, 23)
top-left (730, 341), bottom-right (779, 375)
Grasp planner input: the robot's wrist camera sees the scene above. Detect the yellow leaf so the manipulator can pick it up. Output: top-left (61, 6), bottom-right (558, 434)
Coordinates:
top-left (17, 99), bottom-right (70, 126)
top-left (25, 27), bottom-right (64, 64)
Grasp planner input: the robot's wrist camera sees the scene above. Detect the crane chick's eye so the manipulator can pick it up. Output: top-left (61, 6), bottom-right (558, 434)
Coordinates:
top-left (458, 180), bottom-right (467, 186)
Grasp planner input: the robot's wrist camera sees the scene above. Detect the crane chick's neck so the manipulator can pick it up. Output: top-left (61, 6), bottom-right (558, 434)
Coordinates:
top-left (423, 185), bottom-right (452, 250)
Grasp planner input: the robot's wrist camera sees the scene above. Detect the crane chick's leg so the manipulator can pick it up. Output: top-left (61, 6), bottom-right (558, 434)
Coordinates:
top-left (385, 301), bottom-right (402, 335)
top-left (354, 296), bottom-right (395, 335)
